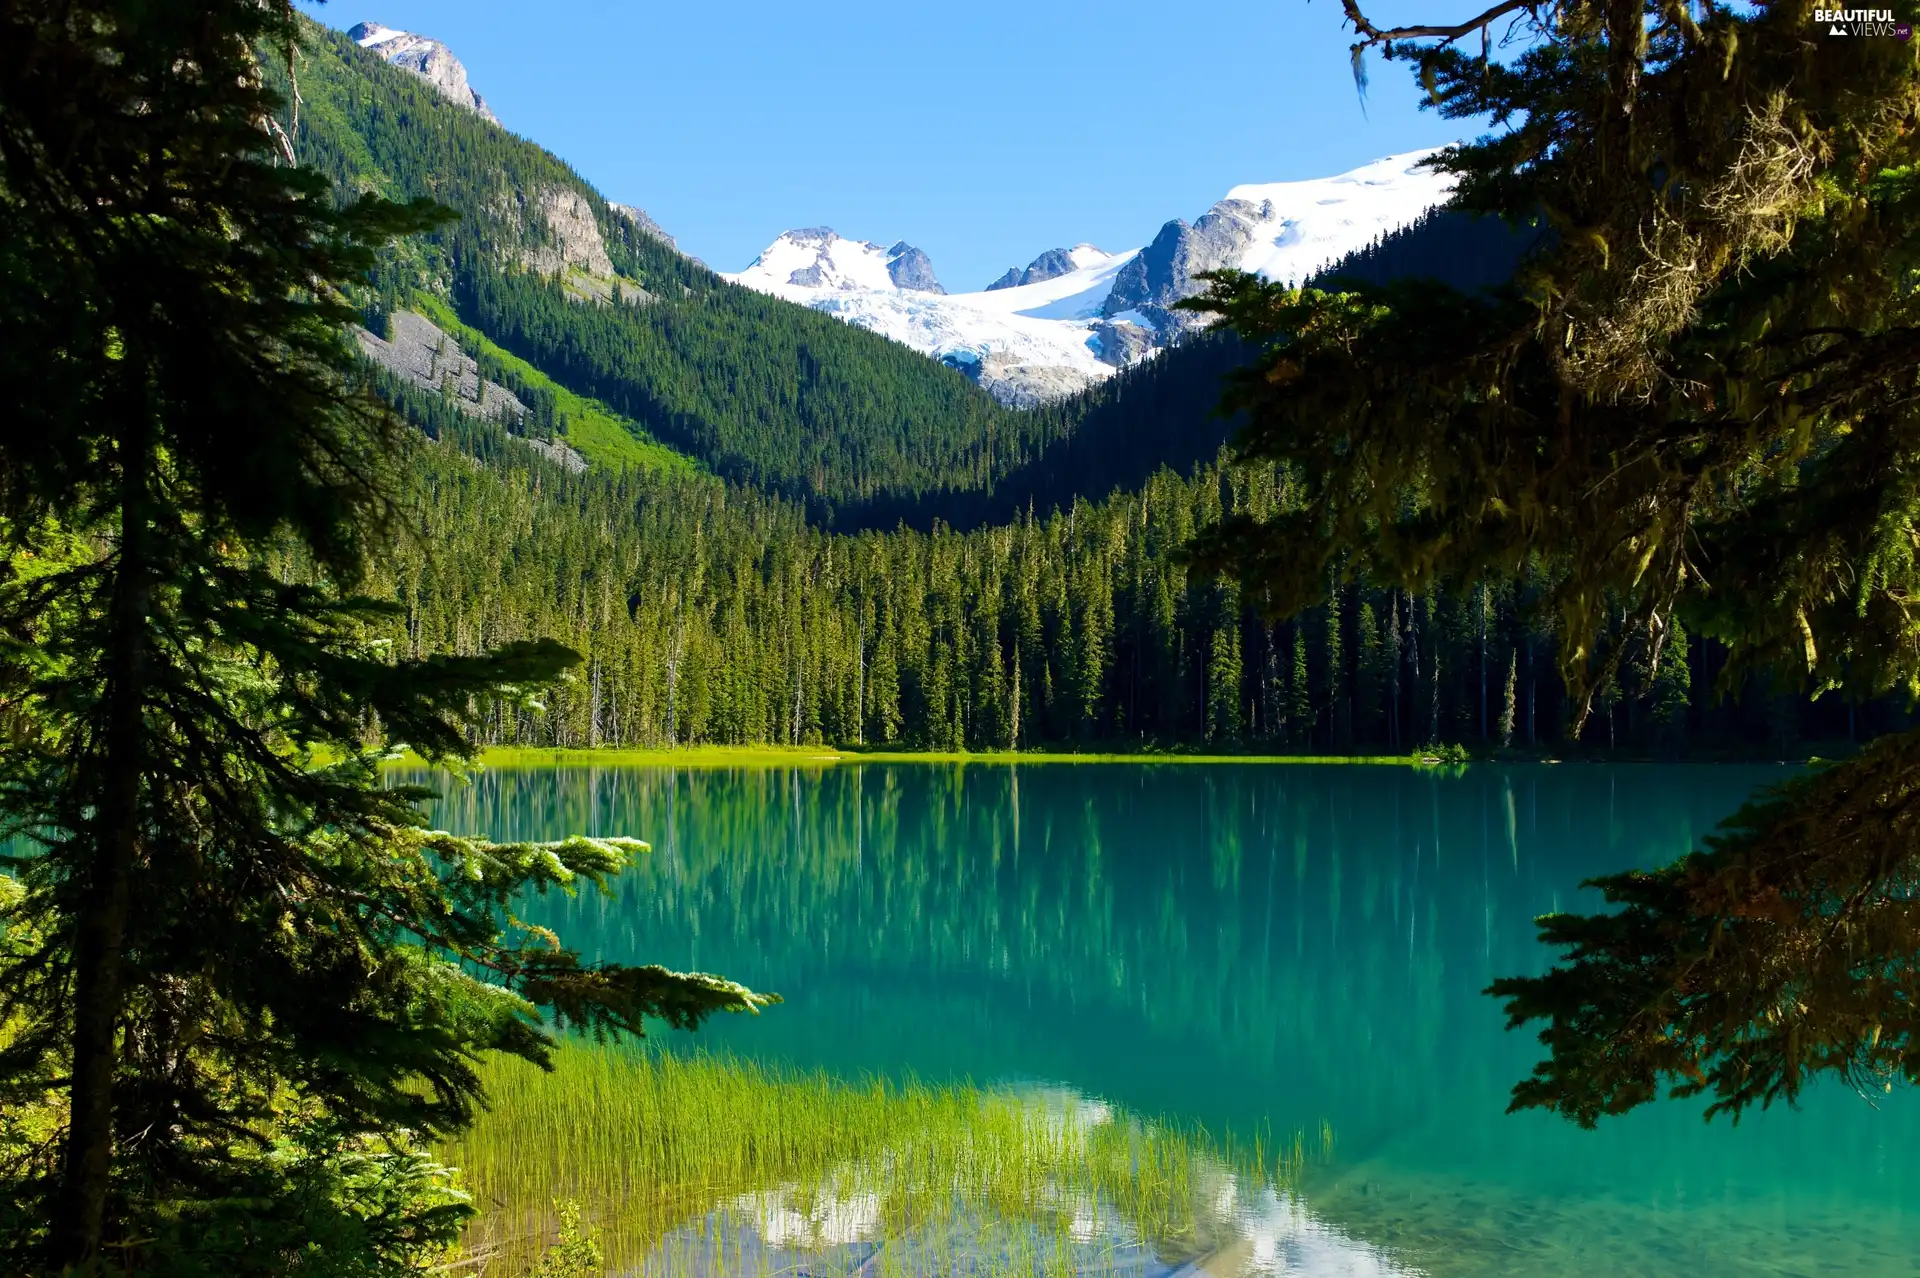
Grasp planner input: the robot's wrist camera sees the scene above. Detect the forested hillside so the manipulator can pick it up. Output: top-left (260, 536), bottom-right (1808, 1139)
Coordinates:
top-left (289, 24), bottom-right (1063, 507)
top-left (367, 393), bottom-right (1875, 756)
top-left (285, 14), bottom-right (1879, 759)
top-left (294, 20), bottom-right (1537, 524)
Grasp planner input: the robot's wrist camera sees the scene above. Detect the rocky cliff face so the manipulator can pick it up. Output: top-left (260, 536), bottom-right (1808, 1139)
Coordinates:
top-left (522, 186), bottom-right (617, 279)
top-left (885, 242), bottom-right (944, 293)
top-left (348, 22), bottom-right (498, 122)
top-left (611, 203), bottom-right (679, 252)
top-left (1090, 320), bottom-right (1157, 369)
top-left (1101, 199), bottom-right (1270, 338)
top-left (967, 354), bottom-right (1102, 409)
top-left (985, 245), bottom-right (1108, 292)
top-left (356, 310), bottom-right (587, 471)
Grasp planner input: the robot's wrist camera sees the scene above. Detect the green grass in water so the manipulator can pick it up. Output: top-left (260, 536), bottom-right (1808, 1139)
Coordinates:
top-left (446, 1045), bottom-right (1327, 1276)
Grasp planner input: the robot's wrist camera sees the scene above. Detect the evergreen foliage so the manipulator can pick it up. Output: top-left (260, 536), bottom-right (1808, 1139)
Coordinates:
top-left (292, 19), bottom-right (1542, 525)
top-left (1186, 0), bottom-right (1920, 1123)
top-left (371, 401), bottom-right (1870, 757)
top-left (0, 2), bottom-right (767, 1270)
top-left (286, 24), bottom-right (1058, 507)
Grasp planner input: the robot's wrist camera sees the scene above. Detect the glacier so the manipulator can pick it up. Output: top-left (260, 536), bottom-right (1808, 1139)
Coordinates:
top-left (723, 150), bottom-right (1456, 406)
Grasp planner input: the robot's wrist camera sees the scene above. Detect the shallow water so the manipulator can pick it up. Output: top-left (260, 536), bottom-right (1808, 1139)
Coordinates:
top-left (415, 762), bottom-right (1920, 1276)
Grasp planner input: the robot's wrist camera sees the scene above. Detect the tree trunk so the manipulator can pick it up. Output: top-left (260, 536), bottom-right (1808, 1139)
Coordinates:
top-left (57, 417), bottom-right (151, 1265)
top-left (1525, 638), bottom-right (1537, 747)
top-left (1406, 591), bottom-right (1419, 745)
top-left (1479, 586), bottom-right (1488, 740)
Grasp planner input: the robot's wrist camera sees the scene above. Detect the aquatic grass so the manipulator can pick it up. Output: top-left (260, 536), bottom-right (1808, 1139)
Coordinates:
top-left (444, 1045), bottom-right (1327, 1275)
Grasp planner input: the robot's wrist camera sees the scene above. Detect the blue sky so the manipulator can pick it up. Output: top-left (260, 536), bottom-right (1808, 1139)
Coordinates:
top-left (304, 0), bottom-right (1474, 291)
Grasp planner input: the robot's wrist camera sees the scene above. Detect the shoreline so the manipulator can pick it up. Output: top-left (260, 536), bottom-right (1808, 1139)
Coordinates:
top-left (376, 744), bottom-right (1832, 770)
top-left (392, 744), bottom-right (1450, 770)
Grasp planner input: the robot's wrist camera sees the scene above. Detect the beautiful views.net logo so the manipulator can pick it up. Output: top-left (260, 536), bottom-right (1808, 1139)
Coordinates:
top-left (1813, 8), bottom-right (1913, 36)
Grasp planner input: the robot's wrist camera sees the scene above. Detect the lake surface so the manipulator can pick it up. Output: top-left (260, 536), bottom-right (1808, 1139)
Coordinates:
top-left (416, 762), bottom-right (1920, 1276)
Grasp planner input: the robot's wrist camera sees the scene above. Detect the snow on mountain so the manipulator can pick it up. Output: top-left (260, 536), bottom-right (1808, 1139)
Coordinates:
top-left (729, 238), bottom-right (1141, 407)
top-left (733, 229), bottom-right (946, 295)
top-left (725, 150), bottom-right (1455, 406)
top-left (349, 21), bottom-right (498, 122)
top-left (986, 244), bottom-right (1113, 291)
top-left (1103, 150), bottom-right (1457, 338)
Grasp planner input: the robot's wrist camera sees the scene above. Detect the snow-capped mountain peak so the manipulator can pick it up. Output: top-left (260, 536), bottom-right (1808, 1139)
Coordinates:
top-left (724, 149), bottom-right (1456, 407)
top-left (347, 21), bottom-right (498, 123)
top-left (986, 244), bottom-right (1114, 292)
top-left (352, 20), bottom-right (405, 46)
top-left (733, 229), bottom-right (945, 295)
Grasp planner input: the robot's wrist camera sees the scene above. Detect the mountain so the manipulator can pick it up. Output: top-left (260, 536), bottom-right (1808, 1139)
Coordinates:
top-left (291, 22), bottom-right (1063, 508)
top-left (730, 228), bottom-right (946, 294)
top-left (265, 21), bottom-right (1815, 763)
top-left (297, 17), bottom-right (1521, 519)
top-left (730, 238), bottom-right (1144, 409)
top-left (985, 244), bottom-right (1111, 291)
top-left (609, 203), bottom-right (680, 253)
top-left (347, 21), bottom-right (497, 121)
top-left (1103, 153), bottom-right (1458, 336)
top-left (726, 152), bottom-right (1455, 406)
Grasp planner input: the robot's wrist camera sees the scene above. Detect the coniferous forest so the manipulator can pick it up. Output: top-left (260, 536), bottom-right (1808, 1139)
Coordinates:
top-left (384, 391), bottom-right (1878, 757)
top-left (12, 0), bottom-right (1920, 1273)
top-left (284, 20), bottom-right (1871, 761)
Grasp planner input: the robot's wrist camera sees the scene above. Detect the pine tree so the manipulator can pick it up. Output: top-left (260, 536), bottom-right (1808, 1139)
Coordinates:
top-left (1386, 596), bottom-right (1403, 749)
top-left (0, 5), bottom-right (769, 1267)
top-left (1206, 625), bottom-right (1243, 743)
top-left (1355, 602), bottom-right (1384, 742)
top-left (1650, 619), bottom-right (1692, 755)
top-left (1287, 627), bottom-right (1311, 748)
top-left (1185, 0), bottom-right (1920, 1126)
top-left (1323, 589), bottom-right (1346, 749)
top-left (1500, 650), bottom-right (1517, 750)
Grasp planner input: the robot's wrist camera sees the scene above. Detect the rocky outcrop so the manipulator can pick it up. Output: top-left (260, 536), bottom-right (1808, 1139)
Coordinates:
top-left (984, 247), bottom-right (1090, 292)
top-left (356, 310), bottom-right (525, 422)
top-left (1090, 320), bottom-right (1157, 369)
top-left (521, 186), bottom-right (616, 279)
top-left (610, 202), bottom-right (679, 252)
top-left (520, 437), bottom-right (589, 473)
top-left (349, 22), bottom-right (498, 122)
top-left (1019, 247), bottom-right (1080, 286)
top-left (354, 310), bottom-right (587, 471)
top-left (1103, 198), bottom-right (1270, 337)
top-left (967, 355), bottom-right (1099, 409)
top-left (885, 242), bottom-right (944, 293)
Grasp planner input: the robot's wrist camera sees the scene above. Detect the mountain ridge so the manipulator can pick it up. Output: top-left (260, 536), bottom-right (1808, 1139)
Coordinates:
top-left (725, 150), bottom-right (1456, 405)
top-left (348, 21), bottom-right (497, 121)
top-left (334, 15), bottom-right (1456, 411)
top-left (300, 16), bottom-right (1525, 523)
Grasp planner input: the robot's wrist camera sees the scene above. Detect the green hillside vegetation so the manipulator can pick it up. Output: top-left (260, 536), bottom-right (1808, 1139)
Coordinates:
top-left (407, 294), bottom-right (695, 475)
top-left (291, 19), bottom-right (1874, 762)
top-left (362, 412), bottom-right (1872, 757)
top-left (287, 24), bottom-right (1065, 507)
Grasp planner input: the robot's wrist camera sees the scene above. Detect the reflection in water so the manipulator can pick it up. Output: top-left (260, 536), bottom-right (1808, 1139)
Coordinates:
top-left (410, 763), bottom-right (1920, 1277)
top-left (643, 1083), bottom-right (1412, 1278)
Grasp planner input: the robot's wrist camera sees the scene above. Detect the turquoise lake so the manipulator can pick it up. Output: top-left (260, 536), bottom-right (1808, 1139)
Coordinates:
top-left (417, 762), bottom-right (1920, 1276)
